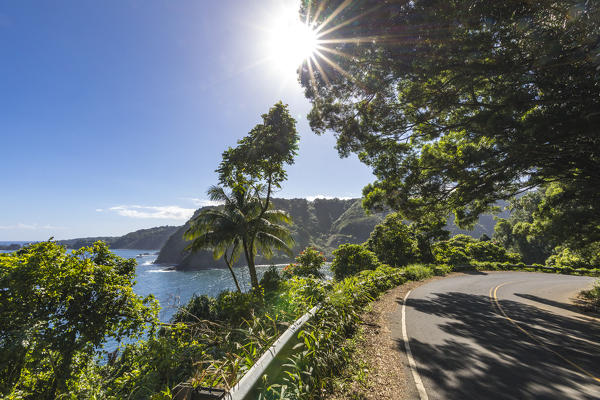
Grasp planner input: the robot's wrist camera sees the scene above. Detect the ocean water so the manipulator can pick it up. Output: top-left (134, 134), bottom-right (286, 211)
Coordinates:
top-left (112, 249), bottom-right (286, 322)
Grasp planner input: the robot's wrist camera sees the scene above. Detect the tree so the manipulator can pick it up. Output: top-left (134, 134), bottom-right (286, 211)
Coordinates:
top-left (0, 241), bottom-right (157, 399)
top-left (330, 244), bottom-right (381, 280)
top-left (205, 102), bottom-right (299, 289)
top-left (283, 246), bottom-right (327, 279)
top-left (299, 0), bottom-right (600, 238)
top-left (366, 213), bottom-right (419, 267)
top-left (408, 212), bottom-right (450, 263)
top-left (493, 190), bottom-right (555, 264)
top-left (184, 185), bottom-right (295, 290)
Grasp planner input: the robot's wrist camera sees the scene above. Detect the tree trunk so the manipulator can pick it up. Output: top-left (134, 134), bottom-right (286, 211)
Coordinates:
top-left (224, 250), bottom-right (241, 292)
top-left (243, 240), bottom-right (260, 290)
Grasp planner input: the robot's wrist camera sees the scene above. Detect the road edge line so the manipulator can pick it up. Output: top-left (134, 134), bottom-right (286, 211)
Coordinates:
top-left (491, 283), bottom-right (600, 383)
top-left (402, 290), bottom-right (429, 400)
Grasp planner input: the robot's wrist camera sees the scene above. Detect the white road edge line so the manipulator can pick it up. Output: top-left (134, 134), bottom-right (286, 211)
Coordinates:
top-left (402, 290), bottom-right (429, 400)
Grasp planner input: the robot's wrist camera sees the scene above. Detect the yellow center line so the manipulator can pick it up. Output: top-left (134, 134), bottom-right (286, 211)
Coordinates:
top-left (490, 282), bottom-right (600, 383)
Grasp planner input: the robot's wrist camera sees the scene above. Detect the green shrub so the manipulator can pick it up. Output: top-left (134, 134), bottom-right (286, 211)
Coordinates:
top-left (545, 244), bottom-right (600, 270)
top-left (433, 264), bottom-right (453, 276)
top-left (432, 234), bottom-right (522, 265)
top-left (280, 276), bottom-right (329, 313)
top-left (171, 294), bottom-right (216, 323)
top-left (330, 244), bottom-right (381, 280)
top-left (581, 280), bottom-right (600, 311)
top-left (366, 213), bottom-right (419, 267)
top-left (215, 290), bottom-right (260, 322)
top-left (282, 247), bottom-right (326, 279)
top-left (402, 264), bottom-right (434, 281)
top-left (260, 265), bottom-right (282, 293)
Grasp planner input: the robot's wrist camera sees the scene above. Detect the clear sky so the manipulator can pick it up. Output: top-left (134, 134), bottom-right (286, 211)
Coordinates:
top-left (0, 0), bottom-right (374, 241)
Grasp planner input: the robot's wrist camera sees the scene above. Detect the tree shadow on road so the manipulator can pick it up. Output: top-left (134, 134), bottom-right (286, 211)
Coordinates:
top-left (514, 293), bottom-right (600, 320)
top-left (395, 292), bottom-right (600, 399)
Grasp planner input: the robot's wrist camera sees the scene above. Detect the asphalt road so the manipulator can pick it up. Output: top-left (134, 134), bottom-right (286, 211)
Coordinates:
top-left (392, 272), bottom-right (600, 400)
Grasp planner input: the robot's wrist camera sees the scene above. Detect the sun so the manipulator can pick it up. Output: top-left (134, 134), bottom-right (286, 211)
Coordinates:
top-left (264, 3), bottom-right (319, 75)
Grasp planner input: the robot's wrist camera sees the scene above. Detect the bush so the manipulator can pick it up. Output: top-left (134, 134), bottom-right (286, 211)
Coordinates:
top-left (545, 243), bottom-right (600, 269)
top-left (330, 244), bottom-right (381, 280)
top-left (433, 264), bottom-right (453, 276)
top-left (432, 234), bottom-right (522, 265)
top-left (215, 290), bottom-right (260, 322)
top-left (581, 280), bottom-right (600, 311)
top-left (172, 290), bottom-right (261, 324)
top-left (402, 264), bottom-right (435, 281)
top-left (260, 265), bottom-right (282, 293)
top-left (279, 276), bottom-right (329, 313)
top-left (366, 213), bottom-right (420, 267)
top-left (171, 294), bottom-right (216, 323)
top-left (282, 247), bottom-right (326, 279)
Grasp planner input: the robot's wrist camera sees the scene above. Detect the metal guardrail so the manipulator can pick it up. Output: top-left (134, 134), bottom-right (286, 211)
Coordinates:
top-left (222, 270), bottom-right (407, 399)
top-left (225, 305), bottom-right (320, 400)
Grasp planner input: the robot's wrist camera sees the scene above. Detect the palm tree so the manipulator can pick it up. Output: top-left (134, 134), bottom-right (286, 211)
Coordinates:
top-left (184, 185), bottom-right (294, 291)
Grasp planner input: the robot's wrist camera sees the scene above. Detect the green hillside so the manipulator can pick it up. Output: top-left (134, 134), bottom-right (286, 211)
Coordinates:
top-left (58, 226), bottom-right (179, 250)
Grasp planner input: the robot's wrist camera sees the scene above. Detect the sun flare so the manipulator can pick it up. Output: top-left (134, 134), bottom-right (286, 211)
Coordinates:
top-left (264, 4), bottom-right (319, 75)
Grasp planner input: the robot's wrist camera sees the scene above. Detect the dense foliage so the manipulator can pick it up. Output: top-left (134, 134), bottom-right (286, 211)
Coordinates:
top-left (264, 263), bottom-right (445, 399)
top-left (580, 281), bottom-right (600, 312)
top-left (493, 190), bottom-right (554, 264)
top-left (299, 0), bottom-right (600, 238)
top-left (493, 187), bottom-right (600, 267)
top-left (432, 234), bottom-right (522, 266)
top-left (330, 244), bottom-right (381, 280)
top-left (366, 213), bottom-right (419, 267)
top-left (545, 243), bottom-right (600, 270)
top-left (0, 242), bottom-right (157, 399)
top-left (283, 247), bottom-right (327, 279)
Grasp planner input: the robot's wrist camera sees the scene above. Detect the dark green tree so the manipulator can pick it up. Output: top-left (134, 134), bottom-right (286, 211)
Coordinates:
top-left (493, 190), bottom-right (555, 264)
top-left (366, 213), bottom-right (419, 267)
top-left (330, 244), bottom-right (381, 280)
top-left (0, 241), bottom-right (157, 399)
top-left (299, 0), bottom-right (600, 238)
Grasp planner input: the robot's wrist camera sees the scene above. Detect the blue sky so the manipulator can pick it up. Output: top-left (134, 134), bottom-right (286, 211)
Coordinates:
top-left (0, 0), bottom-right (374, 241)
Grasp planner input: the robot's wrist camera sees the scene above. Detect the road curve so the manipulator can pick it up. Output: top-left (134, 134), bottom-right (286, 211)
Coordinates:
top-left (392, 272), bottom-right (600, 400)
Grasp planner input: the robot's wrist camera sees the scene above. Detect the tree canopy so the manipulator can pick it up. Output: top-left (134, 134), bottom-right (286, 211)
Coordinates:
top-left (299, 0), bottom-right (600, 236)
top-left (0, 241), bottom-right (157, 399)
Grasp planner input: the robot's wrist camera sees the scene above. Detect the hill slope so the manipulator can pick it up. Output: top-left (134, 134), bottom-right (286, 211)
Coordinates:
top-left (58, 226), bottom-right (179, 250)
